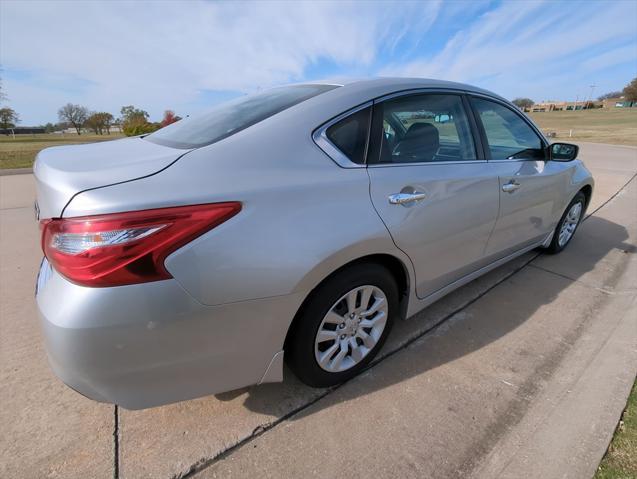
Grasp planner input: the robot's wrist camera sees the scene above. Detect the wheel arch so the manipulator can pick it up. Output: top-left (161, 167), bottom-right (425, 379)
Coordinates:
top-left (284, 253), bottom-right (411, 352)
top-left (580, 183), bottom-right (593, 210)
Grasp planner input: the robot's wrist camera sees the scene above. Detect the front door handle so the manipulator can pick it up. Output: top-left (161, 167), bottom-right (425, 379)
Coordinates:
top-left (502, 181), bottom-right (521, 193)
top-left (388, 192), bottom-right (427, 205)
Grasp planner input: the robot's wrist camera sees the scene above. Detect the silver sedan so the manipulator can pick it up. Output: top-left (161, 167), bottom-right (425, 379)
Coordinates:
top-left (35, 78), bottom-right (593, 409)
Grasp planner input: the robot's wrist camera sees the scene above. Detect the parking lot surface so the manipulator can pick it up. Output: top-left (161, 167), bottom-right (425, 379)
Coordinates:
top-left (1, 143), bottom-right (635, 479)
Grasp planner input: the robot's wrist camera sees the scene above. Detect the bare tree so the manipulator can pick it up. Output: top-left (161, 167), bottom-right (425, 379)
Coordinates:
top-left (597, 91), bottom-right (622, 101)
top-left (623, 77), bottom-right (637, 103)
top-left (58, 103), bottom-right (89, 135)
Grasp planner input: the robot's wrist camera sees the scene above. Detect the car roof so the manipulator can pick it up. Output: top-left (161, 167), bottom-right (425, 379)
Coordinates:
top-left (304, 77), bottom-right (507, 102)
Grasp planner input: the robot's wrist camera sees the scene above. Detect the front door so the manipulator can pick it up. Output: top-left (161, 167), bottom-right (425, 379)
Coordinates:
top-left (470, 97), bottom-right (567, 256)
top-left (367, 93), bottom-right (499, 299)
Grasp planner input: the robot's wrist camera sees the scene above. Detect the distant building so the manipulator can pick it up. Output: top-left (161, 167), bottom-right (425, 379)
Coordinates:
top-left (531, 101), bottom-right (567, 112)
top-left (529, 99), bottom-right (604, 112)
top-left (58, 124), bottom-right (122, 134)
top-left (0, 127), bottom-right (45, 135)
top-left (602, 96), bottom-right (635, 108)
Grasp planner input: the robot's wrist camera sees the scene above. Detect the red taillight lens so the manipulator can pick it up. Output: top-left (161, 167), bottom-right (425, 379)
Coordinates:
top-left (40, 202), bottom-right (241, 287)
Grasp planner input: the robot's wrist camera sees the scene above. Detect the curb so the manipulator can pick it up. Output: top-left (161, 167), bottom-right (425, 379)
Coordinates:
top-left (0, 168), bottom-right (33, 176)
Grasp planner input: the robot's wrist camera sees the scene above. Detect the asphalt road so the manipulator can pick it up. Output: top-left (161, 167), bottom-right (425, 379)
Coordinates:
top-left (1, 142), bottom-right (635, 479)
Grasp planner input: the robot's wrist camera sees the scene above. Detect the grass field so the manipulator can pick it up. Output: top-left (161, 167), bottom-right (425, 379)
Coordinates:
top-left (0, 133), bottom-right (124, 169)
top-left (530, 108), bottom-right (637, 146)
top-left (0, 108), bottom-right (635, 169)
top-left (595, 381), bottom-right (637, 479)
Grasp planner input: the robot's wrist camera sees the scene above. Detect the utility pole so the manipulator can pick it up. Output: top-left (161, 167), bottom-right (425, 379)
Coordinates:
top-left (587, 84), bottom-right (597, 108)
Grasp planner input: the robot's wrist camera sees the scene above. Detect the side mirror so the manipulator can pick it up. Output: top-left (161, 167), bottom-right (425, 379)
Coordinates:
top-left (549, 142), bottom-right (579, 161)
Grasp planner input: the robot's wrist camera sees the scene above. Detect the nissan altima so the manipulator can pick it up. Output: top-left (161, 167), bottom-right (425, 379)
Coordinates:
top-left (35, 78), bottom-right (593, 409)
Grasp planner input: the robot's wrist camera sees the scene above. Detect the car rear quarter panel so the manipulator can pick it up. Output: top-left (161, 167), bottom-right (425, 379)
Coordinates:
top-left (63, 118), bottom-right (410, 306)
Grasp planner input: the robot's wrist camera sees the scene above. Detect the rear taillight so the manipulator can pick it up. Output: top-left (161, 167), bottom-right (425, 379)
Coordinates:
top-left (40, 202), bottom-right (241, 287)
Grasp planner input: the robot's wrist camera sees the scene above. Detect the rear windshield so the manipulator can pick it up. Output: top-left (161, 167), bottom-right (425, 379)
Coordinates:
top-left (144, 84), bottom-right (339, 149)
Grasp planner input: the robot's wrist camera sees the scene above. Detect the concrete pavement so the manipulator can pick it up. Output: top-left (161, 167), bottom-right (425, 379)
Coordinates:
top-left (0, 173), bottom-right (114, 478)
top-left (1, 142), bottom-right (635, 479)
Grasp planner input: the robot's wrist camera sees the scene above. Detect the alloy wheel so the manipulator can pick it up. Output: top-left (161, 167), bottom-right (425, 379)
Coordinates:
top-left (558, 201), bottom-right (582, 247)
top-left (314, 285), bottom-right (388, 373)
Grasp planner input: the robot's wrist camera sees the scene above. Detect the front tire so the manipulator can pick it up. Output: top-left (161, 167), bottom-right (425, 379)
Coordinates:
top-left (287, 263), bottom-right (398, 388)
top-left (544, 191), bottom-right (586, 254)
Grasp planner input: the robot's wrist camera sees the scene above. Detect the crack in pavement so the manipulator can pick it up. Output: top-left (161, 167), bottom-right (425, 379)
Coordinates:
top-left (177, 257), bottom-right (547, 479)
top-left (0, 205), bottom-right (33, 212)
top-left (527, 264), bottom-right (619, 295)
top-left (113, 405), bottom-right (120, 479)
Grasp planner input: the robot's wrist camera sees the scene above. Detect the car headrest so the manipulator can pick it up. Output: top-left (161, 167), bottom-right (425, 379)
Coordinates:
top-left (393, 122), bottom-right (440, 162)
top-left (404, 122), bottom-right (435, 139)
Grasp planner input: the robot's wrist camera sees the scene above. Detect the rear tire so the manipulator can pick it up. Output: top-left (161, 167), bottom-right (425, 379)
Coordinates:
top-left (544, 191), bottom-right (586, 254)
top-left (286, 263), bottom-right (398, 388)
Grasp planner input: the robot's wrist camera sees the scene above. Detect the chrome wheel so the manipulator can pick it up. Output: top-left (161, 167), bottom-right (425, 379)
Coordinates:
top-left (314, 285), bottom-right (388, 373)
top-left (558, 201), bottom-right (582, 247)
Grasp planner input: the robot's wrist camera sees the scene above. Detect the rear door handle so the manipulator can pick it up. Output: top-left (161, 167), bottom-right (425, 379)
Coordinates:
top-left (388, 192), bottom-right (426, 205)
top-left (502, 181), bottom-right (521, 193)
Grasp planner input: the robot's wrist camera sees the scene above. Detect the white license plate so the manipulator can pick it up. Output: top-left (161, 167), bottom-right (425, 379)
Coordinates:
top-left (35, 257), bottom-right (53, 296)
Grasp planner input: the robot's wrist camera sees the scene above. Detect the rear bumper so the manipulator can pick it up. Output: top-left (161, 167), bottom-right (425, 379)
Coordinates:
top-left (37, 265), bottom-right (304, 409)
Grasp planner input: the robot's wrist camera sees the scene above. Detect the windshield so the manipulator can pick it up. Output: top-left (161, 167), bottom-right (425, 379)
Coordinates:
top-left (144, 84), bottom-right (339, 149)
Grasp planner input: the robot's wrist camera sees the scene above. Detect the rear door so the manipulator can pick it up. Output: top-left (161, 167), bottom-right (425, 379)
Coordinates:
top-left (470, 96), bottom-right (566, 256)
top-left (366, 92), bottom-right (500, 299)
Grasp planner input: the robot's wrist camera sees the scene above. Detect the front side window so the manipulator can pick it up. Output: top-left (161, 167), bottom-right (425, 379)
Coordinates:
top-left (471, 98), bottom-right (545, 160)
top-left (372, 94), bottom-right (477, 164)
top-left (145, 84), bottom-right (339, 149)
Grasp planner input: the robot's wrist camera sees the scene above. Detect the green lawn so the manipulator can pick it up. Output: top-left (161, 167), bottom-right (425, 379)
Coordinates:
top-left (595, 380), bottom-right (637, 479)
top-left (0, 133), bottom-right (124, 169)
top-left (1, 108), bottom-right (635, 170)
top-left (529, 108), bottom-right (637, 146)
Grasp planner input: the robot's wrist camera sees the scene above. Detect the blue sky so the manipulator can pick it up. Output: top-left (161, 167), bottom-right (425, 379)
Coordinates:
top-left (1, 0), bottom-right (636, 125)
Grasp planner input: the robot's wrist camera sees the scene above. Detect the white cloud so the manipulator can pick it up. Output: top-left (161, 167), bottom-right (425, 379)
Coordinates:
top-left (1, 0), bottom-right (440, 123)
top-left (381, 0), bottom-right (637, 101)
top-left (581, 44), bottom-right (637, 72)
top-left (1, 0), bottom-right (635, 123)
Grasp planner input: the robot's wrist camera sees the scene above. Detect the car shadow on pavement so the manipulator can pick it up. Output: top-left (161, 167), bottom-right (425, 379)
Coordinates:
top-left (217, 215), bottom-right (632, 420)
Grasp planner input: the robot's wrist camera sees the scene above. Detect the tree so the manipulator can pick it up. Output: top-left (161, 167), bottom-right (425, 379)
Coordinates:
top-left (99, 112), bottom-right (114, 134)
top-left (160, 110), bottom-right (182, 127)
top-left (0, 107), bottom-right (19, 130)
top-left (512, 98), bottom-right (534, 110)
top-left (623, 77), bottom-right (637, 102)
top-left (598, 91), bottom-right (622, 101)
top-left (84, 112), bottom-right (102, 135)
top-left (120, 105), bottom-right (158, 136)
top-left (84, 112), bottom-right (115, 135)
top-left (58, 103), bottom-right (89, 135)
top-left (120, 105), bottom-right (149, 123)
top-left (44, 122), bottom-right (55, 134)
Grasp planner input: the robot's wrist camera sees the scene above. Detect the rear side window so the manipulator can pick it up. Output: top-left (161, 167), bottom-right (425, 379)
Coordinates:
top-left (145, 84), bottom-right (339, 149)
top-left (325, 107), bottom-right (371, 165)
top-left (370, 94), bottom-right (477, 164)
top-left (471, 98), bottom-right (545, 160)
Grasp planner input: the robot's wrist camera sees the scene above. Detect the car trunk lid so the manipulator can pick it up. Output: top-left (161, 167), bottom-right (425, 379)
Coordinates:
top-left (34, 137), bottom-right (192, 219)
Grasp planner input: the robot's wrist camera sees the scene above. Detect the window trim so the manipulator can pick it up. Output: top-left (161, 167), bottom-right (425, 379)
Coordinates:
top-left (366, 90), bottom-right (485, 167)
top-left (312, 101), bottom-right (372, 168)
top-left (468, 94), bottom-right (549, 162)
top-left (312, 88), bottom-right (545, 168)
